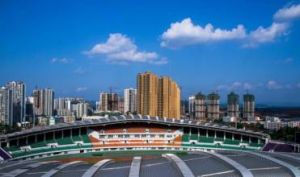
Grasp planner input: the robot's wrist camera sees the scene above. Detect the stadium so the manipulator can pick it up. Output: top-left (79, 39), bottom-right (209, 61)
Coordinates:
top-left (0, 115), bottom-right (300, 177)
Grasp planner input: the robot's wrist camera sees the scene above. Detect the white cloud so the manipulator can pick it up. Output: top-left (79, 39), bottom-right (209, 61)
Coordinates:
top-left (51, 57), bottom-right (70, 64)
top-left (85, 33), bottom-right (166, 64)
top-left (76, 87), bottom-right (87, 92)
top-left (217, 82), bottom-right (253, 91)
top-left (243, 83), bottom-right (253, 90)
top-left (232, 82), bottom-right (242, 88)
top-left (161, 18), bottom-right (246, 48)
top-left (247, 22), bottom-right (289, 46)
top-left (149, 57), bottom-right (168, 65)
top-left (74, 67), bottom-right (85, 74)
top-left (218, 81), bottom-right (300, 91)
top-left (266, 80), bottom-right (282, 90)
top-left (274, 4), bottom-right (300, 21)
top-left (162, 5), bottom-right (299, 48)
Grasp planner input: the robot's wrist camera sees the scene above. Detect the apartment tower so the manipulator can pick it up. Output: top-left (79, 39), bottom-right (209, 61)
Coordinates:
top-left (6, 81), bottom-right (26, 124)
top-left (207, 92), bottom-right (220, 120)
top-left (137, 72), bottom-right (180, 118)
top-left (99, 92), bottom-right (119, 112)
top-left (137, 72), bottom-right (158, 117)
top-left (194, 92), bottom-right (206, 121)
top-left (243, 93), bottom-right (255, 121)
top-left (227, 92), bottom-right (239, 118)
top-left (124, 88), bottom-right (137, 114)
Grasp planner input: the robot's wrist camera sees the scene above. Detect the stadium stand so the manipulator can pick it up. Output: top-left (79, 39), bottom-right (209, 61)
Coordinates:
top-left (0, 115), bottom-right (269, 160)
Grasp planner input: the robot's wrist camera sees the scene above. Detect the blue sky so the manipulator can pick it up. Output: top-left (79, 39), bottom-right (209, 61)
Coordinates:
top-left (1, 0), bottom-right (300, 106)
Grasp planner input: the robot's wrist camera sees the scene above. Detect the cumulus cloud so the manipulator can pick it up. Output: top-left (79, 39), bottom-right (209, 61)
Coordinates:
top-left (274, 4), bottom-right (300, 21)
top-left (160, 18), bottom-right (290, 48)
top-left (161, 4), bottom-right (300, 48)
top-left (51, 57), bottom-right (70, 64)
top-left (161, 18), bottom-right (246, 47)
top-left (246, 22), bottom-right (289, 46)
top-left (266, 80), bottom-right (282, 90)
top-left (76, 87), bottom-right (87, 92)
top-left (85, 33), bottom-right (166, 64)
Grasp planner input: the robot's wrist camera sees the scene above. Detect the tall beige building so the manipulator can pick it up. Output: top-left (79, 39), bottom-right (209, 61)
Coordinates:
top-left (137, 72), bottom-right (180, 118)
top-left (137, 72), bottom-right (158, 117)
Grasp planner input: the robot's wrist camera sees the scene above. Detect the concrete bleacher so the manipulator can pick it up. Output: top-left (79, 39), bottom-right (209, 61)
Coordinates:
top-left (199, 136), bottom-right (214, 143)
top-left (81, 135), bottom-right (91, 144)
top-left (56, 137), bottom-right (73, 145)
top-left (224, 139), bottom-right (240, 145)
top-left (30, 142), bottom-right (47, 148)
top-left (72, 135), bottom-right (82, 142)
top-left (4, 146), bottom-right (20, 152)
top-left (181, 134), bottom-right (262, 150)
top-left (4, 132), bottom-right (93, 159)
top-left (3, 128), bottom-right (263, 159)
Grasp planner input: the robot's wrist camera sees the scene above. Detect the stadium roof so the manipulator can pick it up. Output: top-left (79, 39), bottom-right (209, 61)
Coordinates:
top-left (1, 150), bottom-right (300, 177)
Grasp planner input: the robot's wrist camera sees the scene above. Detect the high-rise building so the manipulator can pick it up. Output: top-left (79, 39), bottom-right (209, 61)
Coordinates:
top-left (227, 92), bottom-right (239, 118)
top-left (243, 93), bottom-right (255, 121)
top-left (54, 97), bottom-right (71, 116)
top-left (124, 88), bottom-right (137, 114)
top-left (54, 97), bottom-right (87, 118)
top-left (194, 92), bottom-right (206, 121)
top-left (118, 97), bottom-right (124, 113)
top-left (207, 92), bottom-right (220, 120)
top-left (6, 81), bottom-right (26, 124)
top-left (157, 76), bottom-right (180, 118)
top-left (137, 72), bottom-right (158, 117)
top-left (137, 72), bottom-right (180, 118)
top-left (167, 77), bottom-right (180, 118)
top-left (99, 92), bottom-right (119, 112)
top-left (74, 102), bottom-right (88, 118)
top-left (0, 87), bottom-right (13, 126)
top-left (180, 100), bottom-right (188, 117)
top-left (25, 96), bottom-right (34, 124)
top-left (188, 96), bottom-right (195, 118)
top-left (32, 88), bottom-right (54, 117)
top-left (43, 89), bottom-right (54, 116)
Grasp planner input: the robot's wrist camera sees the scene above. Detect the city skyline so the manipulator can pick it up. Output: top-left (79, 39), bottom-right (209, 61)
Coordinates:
top-left (1, 1), bottom-right (300, 106)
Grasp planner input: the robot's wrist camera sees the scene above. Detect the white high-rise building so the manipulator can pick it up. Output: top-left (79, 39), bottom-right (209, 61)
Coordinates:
top-left (188, 96), bottom-right (195, 118)
top-left (6, 81), bottom-right (26, 124)
top-left (32, 88), bottom-right (54, 117)
top-left (75, 102), bottom-right (88, 118)
top-left (43, 89), bottom-right (54, 116)
top-left (124, 88), bottom-right (137, 113)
